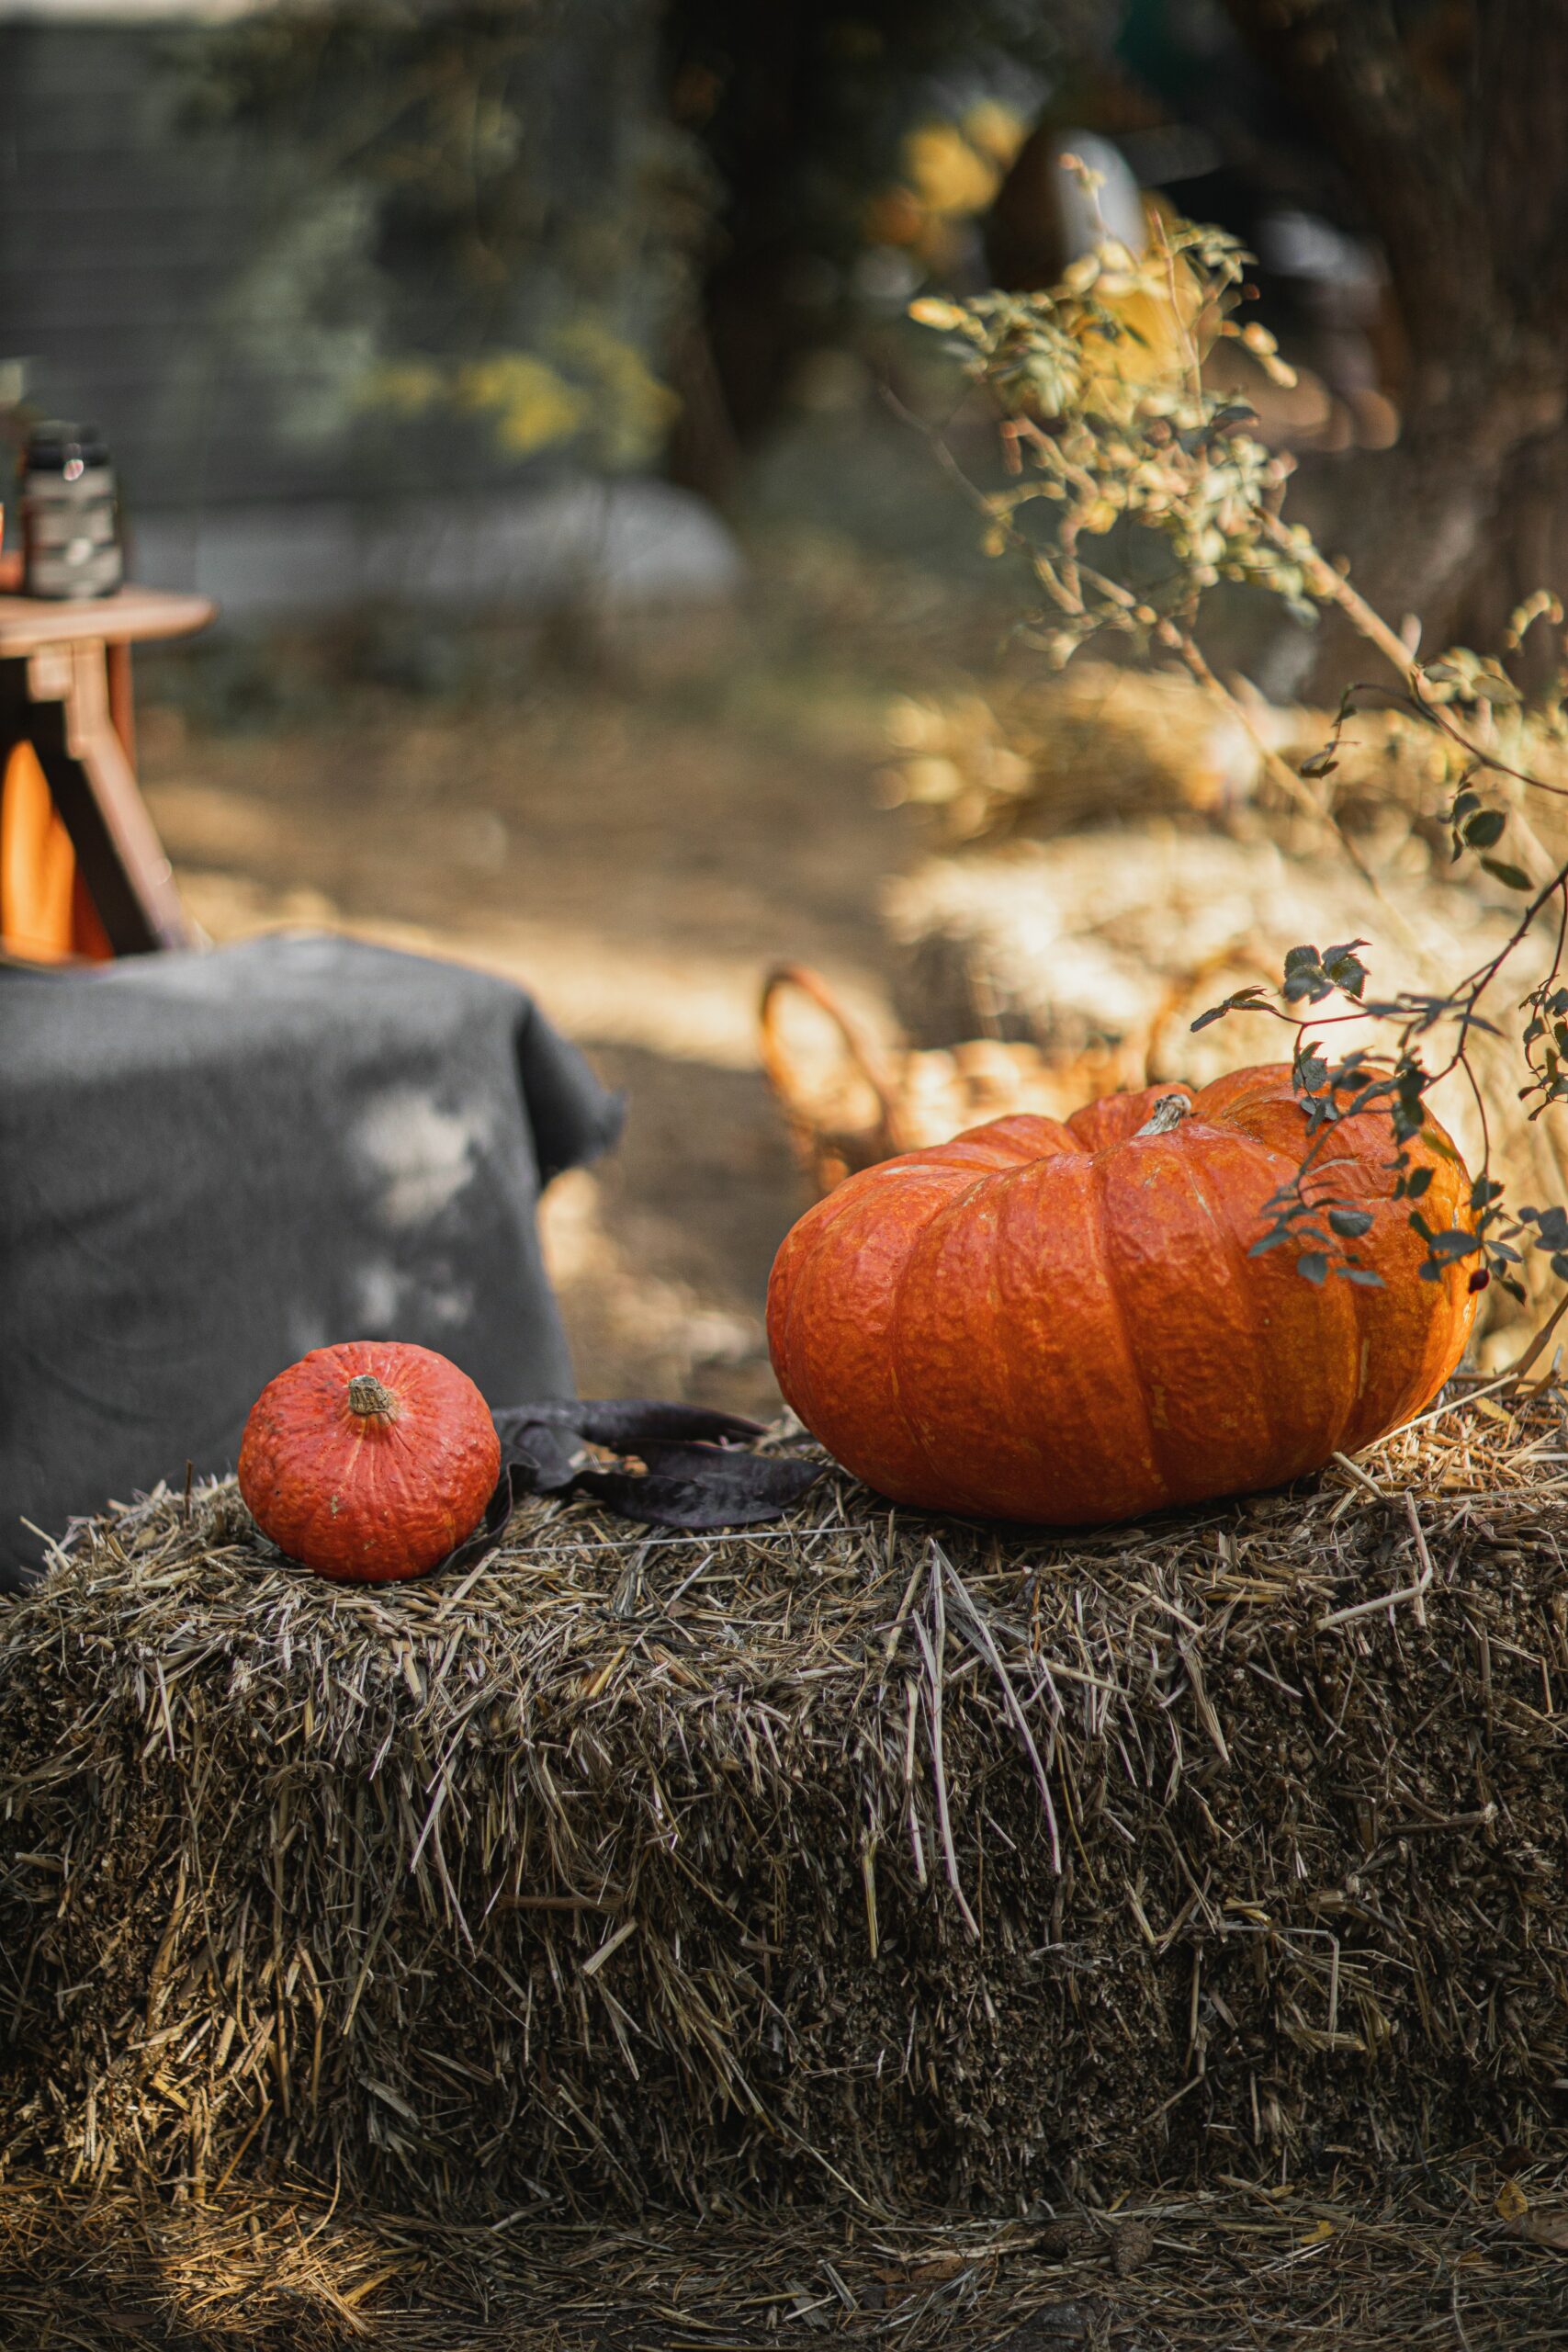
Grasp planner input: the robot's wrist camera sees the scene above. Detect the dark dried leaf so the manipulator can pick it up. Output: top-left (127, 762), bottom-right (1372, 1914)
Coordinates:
top-left (1110, 2220), bottom-right (1155, 2277)
top-left (1190, 985), bottom-right (1267, 1033)
top-left (1034, 2220), bottom-right (1089, 2259)
top-left (1507, 2208), bottom-right (1568, 2251)
top-left (1321, 940), bottom-right (1369, 998)
top-left (1425, 1228), bottom-right (1483, 1262)
top-left (1462, 808), bottom-right (1506, 850)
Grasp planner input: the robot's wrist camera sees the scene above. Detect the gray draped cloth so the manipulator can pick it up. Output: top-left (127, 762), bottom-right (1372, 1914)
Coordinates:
top-left (0, 932), bottom-right (622, 1588)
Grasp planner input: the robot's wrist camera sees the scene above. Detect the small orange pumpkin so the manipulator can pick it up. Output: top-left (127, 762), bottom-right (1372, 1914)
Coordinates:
top-left (767, 1065), bottom-right (1478, 1526)
top-left (239, 1341), bottom-right (501, 1581)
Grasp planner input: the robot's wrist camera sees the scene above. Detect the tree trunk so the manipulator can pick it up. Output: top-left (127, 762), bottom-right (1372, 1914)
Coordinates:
top-left (1224, 0), bottom-right (1568, 690)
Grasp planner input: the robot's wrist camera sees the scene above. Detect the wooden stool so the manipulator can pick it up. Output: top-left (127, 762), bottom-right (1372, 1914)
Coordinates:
top-left (0, 582), bottom-right (214, 957)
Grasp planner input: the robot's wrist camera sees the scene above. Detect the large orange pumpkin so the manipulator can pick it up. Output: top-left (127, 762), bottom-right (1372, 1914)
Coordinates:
top-left (239, 1341), bottom-right (502, 1581)
top-left (766, 1066), bottom-right (1478, 1525)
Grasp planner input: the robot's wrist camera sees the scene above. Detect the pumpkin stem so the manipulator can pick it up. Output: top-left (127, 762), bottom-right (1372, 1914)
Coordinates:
top-left (346, 1373), bottom-right (399, 1421)
top-left (1135, 1093), bottom-right (1191, 1137)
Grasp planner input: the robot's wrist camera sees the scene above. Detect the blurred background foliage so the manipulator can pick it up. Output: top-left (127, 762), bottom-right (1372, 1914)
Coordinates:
top-left (180, 0), bottom-right (698, 475)
top-left (72, 0), bottom-right (1550, 697)
top-left (0, 0), bottom-right (1557, 714)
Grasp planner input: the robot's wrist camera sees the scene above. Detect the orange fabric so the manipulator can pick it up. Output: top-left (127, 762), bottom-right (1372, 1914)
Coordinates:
top-left (0, 741), bottom-right (113, 963)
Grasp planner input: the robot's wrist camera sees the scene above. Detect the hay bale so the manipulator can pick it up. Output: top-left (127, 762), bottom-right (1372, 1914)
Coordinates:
top-left (881, 667), bottom-right (1268, 842)
top-left (5, 1396), bottom-right (1568, 2219)
top-left (883, 833), bottom-right (1507, 1069)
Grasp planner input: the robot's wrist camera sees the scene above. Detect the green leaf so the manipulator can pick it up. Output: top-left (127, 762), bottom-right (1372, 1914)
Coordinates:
top-left (1327, 1207), bottom-right (1374, 1238)
top-left (1296, 1251), bottom-right (1328, 1286)
top-left (1481, 856), bottom-right (1532, 891)
top-left (1461, 808), bottom-right (1506, 850)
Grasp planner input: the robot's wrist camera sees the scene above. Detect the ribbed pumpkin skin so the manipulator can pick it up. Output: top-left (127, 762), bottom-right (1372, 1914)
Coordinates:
top-left (767, 1066), bottom-right (1478, 1526)
top-left (239, 1341), bottom-right (501, 1581)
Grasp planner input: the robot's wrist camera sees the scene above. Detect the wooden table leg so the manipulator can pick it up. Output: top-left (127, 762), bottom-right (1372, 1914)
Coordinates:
top-left (1, 642), bottom-right (191, 954)
top-left (106, 639), bottom-right (137, 767)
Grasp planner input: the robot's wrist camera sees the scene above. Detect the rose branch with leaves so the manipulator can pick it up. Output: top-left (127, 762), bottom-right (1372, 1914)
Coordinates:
top-left (908, 176), bottom-right (1568, 1343)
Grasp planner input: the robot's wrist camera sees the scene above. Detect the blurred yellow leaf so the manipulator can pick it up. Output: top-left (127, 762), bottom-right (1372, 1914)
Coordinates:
top-left (904, 123), bottom-right (999, 219)
top-left (548, 321), bottom-right (679, 468)
top-left (963, 98), bottom-right (1027, 169)
top-left (1496, 2177), bottom-right (1529, 2222)
top-left (457, 355), bottom-right (584, 456)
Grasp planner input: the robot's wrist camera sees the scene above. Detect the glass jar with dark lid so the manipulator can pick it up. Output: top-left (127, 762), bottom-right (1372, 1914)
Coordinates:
top-left (22, 420), bottom-right (122, 600)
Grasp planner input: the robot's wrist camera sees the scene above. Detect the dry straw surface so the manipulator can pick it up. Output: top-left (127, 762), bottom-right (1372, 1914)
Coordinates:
top-left (3, 2162), bottom-right (1567, 2349)
top-left (4, 1393), bottom-right (1568, 2238)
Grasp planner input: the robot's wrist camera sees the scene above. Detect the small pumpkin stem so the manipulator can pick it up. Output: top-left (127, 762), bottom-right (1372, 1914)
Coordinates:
top-left (1135, 1093), bottom-right (1192, 1137)
top-left (346, 1373), bottom-right (399, 1421)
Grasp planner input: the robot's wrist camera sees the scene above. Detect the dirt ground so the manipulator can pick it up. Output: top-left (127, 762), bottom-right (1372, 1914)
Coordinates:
top-left (137, 555), bottom-right (978, 1421)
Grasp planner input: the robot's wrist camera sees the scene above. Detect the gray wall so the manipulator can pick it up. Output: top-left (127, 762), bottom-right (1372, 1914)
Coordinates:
top-left (0, 13), bottom-right (739, 613)
top-left (1, 19), bottom-right (351, 510)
